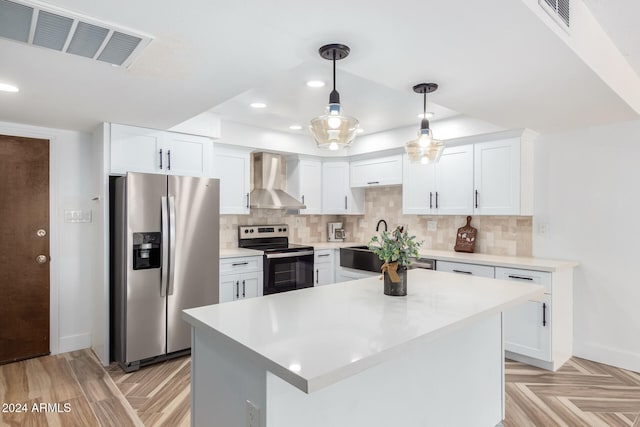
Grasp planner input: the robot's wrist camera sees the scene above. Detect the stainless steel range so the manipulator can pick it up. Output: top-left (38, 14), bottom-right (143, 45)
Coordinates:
top-left (238, 225), bottom-right (314, 295)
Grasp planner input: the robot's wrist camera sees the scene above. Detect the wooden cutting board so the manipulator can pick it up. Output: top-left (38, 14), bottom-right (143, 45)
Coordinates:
top-left (454, 216), bottom-right (477, 253)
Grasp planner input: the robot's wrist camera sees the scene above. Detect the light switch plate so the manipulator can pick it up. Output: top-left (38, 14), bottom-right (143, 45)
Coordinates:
top-left (64, 209), bottom-right (92, 223)
top-left (427, 220), bottom-right (437, 231)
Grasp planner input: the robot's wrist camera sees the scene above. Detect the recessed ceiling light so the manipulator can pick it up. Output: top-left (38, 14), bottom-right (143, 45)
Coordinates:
top-left (306, 80), bottom-right (325, 88)
top-left (0, 83), bottom-right (19, 93)
top-left (356, 128), bottom-right (364, 134)
top-left (417, 112), bottom-right (434, 119)
top-left (250, 102), bottom-right (267, 109)
top-left (289, 125), bottom-right (303, 130)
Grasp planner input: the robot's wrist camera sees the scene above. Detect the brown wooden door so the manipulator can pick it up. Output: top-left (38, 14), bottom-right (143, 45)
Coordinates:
top-left (0, 134), bottom-right (50, 364)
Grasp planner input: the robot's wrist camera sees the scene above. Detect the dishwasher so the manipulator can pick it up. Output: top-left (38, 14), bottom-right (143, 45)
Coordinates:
top-left (409, 257), bottom-right (436, 270)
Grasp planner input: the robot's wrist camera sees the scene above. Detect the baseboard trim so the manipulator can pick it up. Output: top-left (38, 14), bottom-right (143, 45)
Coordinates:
top-left (574, 342), bottom-right (640, 373)
top-left (58, 333), bottom-right (92, 354)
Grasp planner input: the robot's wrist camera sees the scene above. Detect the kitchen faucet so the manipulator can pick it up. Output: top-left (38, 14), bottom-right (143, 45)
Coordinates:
top-left (375, 219), bottom-right (388, 232)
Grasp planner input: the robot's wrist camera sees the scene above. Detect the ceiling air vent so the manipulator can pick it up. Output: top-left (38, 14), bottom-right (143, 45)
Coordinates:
top-left (539, 0), bottom-right (570, 29)
top-left (0, 0), bottom-right (152, 67)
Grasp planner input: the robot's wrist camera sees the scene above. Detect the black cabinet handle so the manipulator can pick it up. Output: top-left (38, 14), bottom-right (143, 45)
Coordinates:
top-left (367, 181), bottom-right (379, 185)
top-left (316, 269), bottom-right (319, 284)
top-left (475, 190), bottom-right (479, 209)
top-left (167, 150), bottom-right (171, 171)
top-left (302, 195), bottom-right (305, 204)
top-left (453, 269), bottom-right (472, 275)
top-left (232, 262), bottom-right (249, 266)
top-left (246, 193), bottom-right (249, 208)
top-left (508, 275), bottom-right (533, 281)
top-left (235, 281), bottom-right (239, 299)
top-left (542, 302), bottom-right (547, 327)
top-left (242, 280), bottom-right (246, 298)
top-left (344, 196), bottom-right (348, 210)
top-left (318, 254), bottom-right (330, 257)
top-left (159, 149), bottom-right (163, 169)
top-left (435, 192), bottom-right (439, 209)
top-left (430, 192), bottom-right (433, 209)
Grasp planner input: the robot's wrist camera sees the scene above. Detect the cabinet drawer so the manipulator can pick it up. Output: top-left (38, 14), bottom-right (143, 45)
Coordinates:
top-left (495, 267), bottom-right (552, 294)
top-left (437, 261), bottom-right (495, 278)
top-left (220, 256), bottom-right (262, 274)
top-left (314, 249), bottom-right (334, 264)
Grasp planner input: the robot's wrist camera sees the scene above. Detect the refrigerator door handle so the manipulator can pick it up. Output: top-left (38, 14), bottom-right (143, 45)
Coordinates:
top-left (160, 196), bottom-right (169, 297)
top-left (168, 195), bottom-right (177, 295)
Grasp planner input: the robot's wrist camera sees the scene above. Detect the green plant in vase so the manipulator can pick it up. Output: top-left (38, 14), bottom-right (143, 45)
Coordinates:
top-left (368, 226), bottom-right (422, 296)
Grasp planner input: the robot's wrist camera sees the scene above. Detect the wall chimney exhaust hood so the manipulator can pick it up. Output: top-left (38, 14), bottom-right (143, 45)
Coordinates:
top-left (250, 152), bottom-right (306, 210)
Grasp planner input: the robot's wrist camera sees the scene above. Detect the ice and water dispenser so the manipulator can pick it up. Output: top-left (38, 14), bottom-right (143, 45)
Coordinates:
top-left (132, 232), bottom-right (161, 270)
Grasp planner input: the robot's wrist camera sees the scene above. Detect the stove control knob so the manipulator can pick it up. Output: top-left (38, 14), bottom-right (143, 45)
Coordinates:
top-left (244, 229), bottom-right (249, 234)
top-left (278, 228), bottom-right (282, 232)
top-left (283, 228), bottom-right (287, 232)
top-left (250, 229), bottom-right (254, 233)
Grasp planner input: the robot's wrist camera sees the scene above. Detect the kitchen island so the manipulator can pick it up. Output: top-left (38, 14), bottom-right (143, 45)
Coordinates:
top-left (183, 269), bottom-right (544, 427)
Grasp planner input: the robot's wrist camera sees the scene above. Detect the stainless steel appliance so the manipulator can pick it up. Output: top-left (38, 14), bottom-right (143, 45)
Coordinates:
top-left (250, 152), bottom-right (306, 209)
top-left (328, 222), bottom-right (345, 242)
top-left (238, 225), bottom-right (314, 295)
top-left (408, 257), bottom-right (436, 270)
top-left (113, 172), bottom-right (219, 372)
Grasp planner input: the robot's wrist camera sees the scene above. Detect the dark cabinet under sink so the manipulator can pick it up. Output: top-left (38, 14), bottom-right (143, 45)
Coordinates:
top-left (340, 246), bottom-right (384, 273)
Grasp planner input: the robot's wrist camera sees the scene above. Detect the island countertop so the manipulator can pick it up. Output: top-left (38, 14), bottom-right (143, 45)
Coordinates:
top-left (183, 269), bottom-right (544, 394)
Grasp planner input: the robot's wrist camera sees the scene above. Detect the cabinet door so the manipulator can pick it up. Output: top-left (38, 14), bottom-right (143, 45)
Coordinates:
top-left (299, 159), bottom-right (322, 214)
top-left (504, 295), bottom-right (552, 361)
top-left (402, 154), bottom-right (436, 214)
top-left (164, 133), bottom-right (213, 177)
top-left (474, 138), bottom-right (520, 215)
top-left (110, 124), bottom-right (164, 175)
top-left (239, 271), bottom-right (261, 299)
top-left (350, 154), bottom-right (402, 187)
top-left (315, 264), bottom-right (334, 286)
top-left (322, 161), bottom-right (350, 214)
top-left (220, 275), bottom-right (239, 303)
top-left (435, 145), bottom-right (474, 215)
top-left (213, 146), bottom-right (251, 214)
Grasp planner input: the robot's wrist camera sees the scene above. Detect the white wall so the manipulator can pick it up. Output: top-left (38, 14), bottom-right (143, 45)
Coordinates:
top-left (0, 121), bottom-right (96, 355)
top-left (533, 119), bottom-right (640, 372)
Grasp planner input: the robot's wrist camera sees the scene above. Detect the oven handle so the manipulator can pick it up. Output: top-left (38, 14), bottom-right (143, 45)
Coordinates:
top-left (265, 250), bottom-right (314, 259)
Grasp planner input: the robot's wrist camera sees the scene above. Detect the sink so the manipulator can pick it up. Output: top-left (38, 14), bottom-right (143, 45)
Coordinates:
top-left (340, 245), bottom-right (383, 273)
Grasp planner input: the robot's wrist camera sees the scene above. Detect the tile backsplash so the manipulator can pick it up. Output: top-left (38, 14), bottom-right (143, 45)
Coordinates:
top-left (220, 187), bottom-right (532, 256)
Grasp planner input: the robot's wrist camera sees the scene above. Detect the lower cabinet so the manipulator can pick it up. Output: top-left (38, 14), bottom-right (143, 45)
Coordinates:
top-left (314, 249), bottom-right (335, 286)
top-left (436, 260), bottom-right (495, 278)
top-left (219, 256), bottom-right (263, 303)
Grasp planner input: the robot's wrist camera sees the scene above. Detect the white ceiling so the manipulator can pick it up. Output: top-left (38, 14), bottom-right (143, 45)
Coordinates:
top-left (0, 0), bottom-right (638, 135)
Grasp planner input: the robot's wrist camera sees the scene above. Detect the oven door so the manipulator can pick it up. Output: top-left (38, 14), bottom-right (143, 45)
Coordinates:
top-left (263, 252), bottom-right (314, 295)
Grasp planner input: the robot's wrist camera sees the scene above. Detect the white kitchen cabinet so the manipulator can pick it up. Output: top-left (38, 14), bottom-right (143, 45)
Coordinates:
top-left (213, 144), bottom-right (251, 215)
top-left (495, 267), bottom-right (566, 368)
top-left (110, 123), bottom-right (213, 177)
top-left (314, 249), bottom-right (335, 286)
top-left (219, 256), bottom-right (263, 303)
top-left (402, 145), bottom-right (473, 215)
top-left (350, 154), bottom-right (402, 187)
top-left (474, 138), bottom-right (521, 215)
top-left (286, 156), bottom-right (323, 214)
top-left (436, 260), bottom-right (495, 278)
top-left (322, 161), bottom-right (365, 214)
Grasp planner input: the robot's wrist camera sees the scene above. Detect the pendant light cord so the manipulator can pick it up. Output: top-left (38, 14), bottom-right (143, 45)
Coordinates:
top-left (332, 49), bottom-right (337, 92)
top-left (423, 92), bottom-right (427, 116)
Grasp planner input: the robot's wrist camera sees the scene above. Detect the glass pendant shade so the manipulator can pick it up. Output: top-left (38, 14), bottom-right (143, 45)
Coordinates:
top-left (310, 103), bottom-right (359, 150)
top-left (404, 82), bottom-right (444, 164)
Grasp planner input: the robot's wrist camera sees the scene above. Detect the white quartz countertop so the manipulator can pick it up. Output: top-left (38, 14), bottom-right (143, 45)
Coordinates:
top-left (219, 247), bottom-right (263, 258)
top-left (183, 269), bottom-right (544, 394)
top-left (417, 249), bottom-right (578, 272)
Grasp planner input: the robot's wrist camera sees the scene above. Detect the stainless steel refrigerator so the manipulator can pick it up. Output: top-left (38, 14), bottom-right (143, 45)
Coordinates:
top-left (113, 172), bottom-right (219, 371)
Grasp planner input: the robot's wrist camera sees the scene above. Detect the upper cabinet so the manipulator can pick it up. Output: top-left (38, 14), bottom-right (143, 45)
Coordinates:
top-left (350, 154), bottom-right (403, 187)
top-left (322, 161), bottom-right (364, 215)
top-left (473, 138), bottom-right (521, 215)
top-left (213, 144), bottom-right (251, 215)
top-left (402, 134), bottom-right (533, 216)
top-left (110, 124), bottom-right (213, 177)
top-left (286, 156), bottom-right (322, 215)
top-left (402, 145), bottom-right (474, 215)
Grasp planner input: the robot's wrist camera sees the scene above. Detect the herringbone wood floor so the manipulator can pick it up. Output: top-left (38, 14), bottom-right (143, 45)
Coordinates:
top-left (2, 350), bottom-right (640, 426)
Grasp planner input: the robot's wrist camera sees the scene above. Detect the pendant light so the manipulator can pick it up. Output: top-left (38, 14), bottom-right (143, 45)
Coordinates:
top-left (405, 83), bottom-right (444, 164)
top-left (310, 44), bottom-right (359, 150)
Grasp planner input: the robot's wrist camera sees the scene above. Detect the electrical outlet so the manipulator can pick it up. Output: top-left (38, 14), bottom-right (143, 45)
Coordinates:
top-left (538, 223), bottom-right (549, 235)
top-left (295, 217), bottom-right (301, 226)
top-left (246, 400), bottom-right (260, 427)
top-left (427, 220), bottom-right (437, 231)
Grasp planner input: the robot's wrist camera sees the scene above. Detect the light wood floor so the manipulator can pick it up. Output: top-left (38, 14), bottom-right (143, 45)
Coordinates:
top-left (2, 350), bottom-right (640, 426)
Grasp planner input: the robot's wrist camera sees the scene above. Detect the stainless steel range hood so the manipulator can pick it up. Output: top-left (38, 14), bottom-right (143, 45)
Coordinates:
top-left (250, 152), bottom-right (306, 209)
